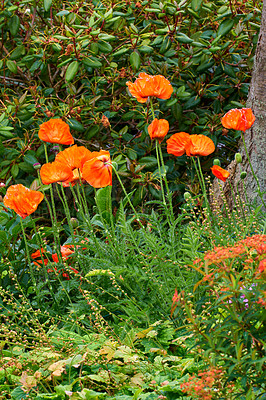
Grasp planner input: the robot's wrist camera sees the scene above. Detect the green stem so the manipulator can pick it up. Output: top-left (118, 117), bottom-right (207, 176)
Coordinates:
top-left (20, 217), bottom-right (39, 303)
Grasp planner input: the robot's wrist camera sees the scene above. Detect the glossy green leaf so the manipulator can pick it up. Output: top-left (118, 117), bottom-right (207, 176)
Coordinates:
top-left (44, 0), bottom-right (52, 11)
top-left (217, 19), bottom-right (235, 37)
top-left (191, 0), bottom-right (202, 12)
top-left (6, 60), bottom-right (17, 74)
top-left (129, 52), bottom-right (141, 71)
top-left (9, 15), bottom-right (20, 36)
top-left (65, 61), bottom-right (79, 82)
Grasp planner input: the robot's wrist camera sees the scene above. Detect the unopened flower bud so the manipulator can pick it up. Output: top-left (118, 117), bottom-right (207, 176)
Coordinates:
top-left (33, 162), bottom-right (41, 170)
top-left (70, 218), bottom-right (78, 228)
top-left (184, 192), bottom-right (191, 201)
top-left (101, 115), bottom-right (110, 128)
top-left (235, 153), bottom-right (242, 164)
top-left (240, 171), bottom-right (247, 179)
top-left (213, 159), bottom-right (221, 166)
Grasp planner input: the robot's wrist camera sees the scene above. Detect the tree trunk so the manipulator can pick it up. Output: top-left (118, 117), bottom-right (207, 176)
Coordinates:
top-left (211, 1), bottom-right (266, 212)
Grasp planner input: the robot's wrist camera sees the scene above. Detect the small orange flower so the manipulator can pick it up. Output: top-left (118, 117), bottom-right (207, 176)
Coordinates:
top-left (31, 248), bottom-right (49, 266)
top-left (148, 118), bottom-right (169, 143)
top-left (185, 135), bottom-right (215, 157)
top-left (211, 165), bottom-right (230, 182)
top-left (3, 184), bottom-right (44, 219)
top-left (126, 72), bottom-right (173, 103)
top-left (40, 161), bottom-right (74, 185)
top-left (258, 259), bottom-right (266, 274)
top-left (82, 150), bottom-right (112, 188)
top-left (38, 119), bottom-right (74, 145)
top-left (221, 108), bottom-right (255, 132)
top-left (167, 132), bottom-right (190, 156)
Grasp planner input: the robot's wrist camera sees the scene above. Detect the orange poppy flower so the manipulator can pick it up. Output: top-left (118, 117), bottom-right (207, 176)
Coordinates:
top-left (166, 132), bottom-right (190, 156)
top-left (40, 161), bottom-right (74, 185)
top-left (82, 150), bottom-right (112, 188)
top-left (148, 118), bottom-right (169, 143)
top-left (126, 72), bottom-right (173, 103)
top-left (185, 134), bottom-right (215, 157)
top-left (52, 245), bottom-right (74, 262)
top-left (221, 108), bottom-right (255, 132)
top-left (211, 165), bottom-right (230, 182)
top-left (3, 184), bottom-right (44, 219)
top-left (55, 145), bottom-right (91, 170)
top-left (38, 119), bottom-right (74, 145)
top-left (53, 145), bottom-right (92, 186)
top-left (258, 259), bottom-right (266, 274)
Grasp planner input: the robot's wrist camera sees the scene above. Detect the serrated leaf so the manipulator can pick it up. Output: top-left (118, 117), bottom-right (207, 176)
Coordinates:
top-left (95, 186), bottom-right (112, 225)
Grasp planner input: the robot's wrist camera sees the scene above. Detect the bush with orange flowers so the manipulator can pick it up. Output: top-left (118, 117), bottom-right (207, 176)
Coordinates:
top-left (172, 234), bottom-right (266, 396)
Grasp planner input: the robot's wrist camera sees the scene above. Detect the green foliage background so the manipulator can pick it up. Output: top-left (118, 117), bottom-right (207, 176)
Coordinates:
top-left (0, 0), bottom-right (262, 206)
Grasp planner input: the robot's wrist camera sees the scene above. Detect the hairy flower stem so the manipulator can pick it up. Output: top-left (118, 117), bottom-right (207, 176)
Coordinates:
top-left (241, 132), bottom-right (266, 209)
top-left (43, 143), bottom-right (63, 262)
top-left (32, 220), bottom-right (60, 307)
top-left (20, 217), bottom-right (40, 304)
top-left (193, 157), bottom-right (214, 227)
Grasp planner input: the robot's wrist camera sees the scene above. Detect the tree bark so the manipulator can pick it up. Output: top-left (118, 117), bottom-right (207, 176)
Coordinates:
top-left (211, 1), bottom-right (266, 212)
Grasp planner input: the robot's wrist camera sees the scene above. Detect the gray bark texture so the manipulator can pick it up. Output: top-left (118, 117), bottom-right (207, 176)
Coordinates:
top-left (211, 1), bottom-right (266, 212)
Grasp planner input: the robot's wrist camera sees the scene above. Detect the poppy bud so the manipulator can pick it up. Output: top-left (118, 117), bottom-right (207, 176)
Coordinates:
top-left (235, 153), bottom-right (242, 164)
top-left (184, 192), bottom-right (191, 201)
top-left (240, 171), bottom-right (247, 179)
top-left (33, 162), bottom-right (41, 170)
top-left (213, 159), bottom-right (221, 166)
top-left (70, 218), bottom-right (78, 228)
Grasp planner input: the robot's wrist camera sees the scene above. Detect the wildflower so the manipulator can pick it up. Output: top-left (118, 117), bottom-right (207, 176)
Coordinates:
top-left (82, 150), bottom-right (112, 188)
top-left (31, 248), bottom-right (49, 266)
top-left (221, 108), bottom-right (255, 132)
top-left (210, 165), bottom-right (230, 182)
top-left (40, 161), bottom-right (74, 185)
top-left (166, 132), bottom-right (190, 156)
top-left (148, 118), bottom-right (169, 143)
top-left (41, 145), bottom-right (92, 187)
top-left (126, 72), bottom-right (173, 103)
top-left (185, 135), bottom-right (215, 157)
top-left (258, 259), bottom-right (266, 273)
top-left (167, 133), bottom-right (215, 157)
top-left (3, 184), bottom-right (44, 219)
top-left (38, 119), bottom-right (74, 145)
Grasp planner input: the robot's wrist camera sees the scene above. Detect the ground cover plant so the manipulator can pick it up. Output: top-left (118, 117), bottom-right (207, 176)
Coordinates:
top-left (0, 1), bottom-right (266, 399)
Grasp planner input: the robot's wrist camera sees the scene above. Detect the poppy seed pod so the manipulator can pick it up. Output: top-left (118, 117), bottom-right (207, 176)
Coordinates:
top-left (213, 159), bottom-right (221, 166)
top-left (235, 153), bottom-right (242, 164)
top-left (240, 171), bottom-right (247, 179)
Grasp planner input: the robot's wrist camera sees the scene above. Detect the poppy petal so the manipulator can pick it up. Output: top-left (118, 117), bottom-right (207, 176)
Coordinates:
top-left (40, 161), bottom-right (74, 185)
top-left (167, 132), bottom-right (191, 156)
top-left (38, 119), bottom-right (74, 145)
top-left (185, 135), bottom-right (215, 156)
top-left (148, 119), bottom-right (169, 143)
top-left (3, 184), bottom-right (44, 219)
top-left (82, 150), bottom-right (112, 188)
top-left (211, 165), bottom-right (230, 182)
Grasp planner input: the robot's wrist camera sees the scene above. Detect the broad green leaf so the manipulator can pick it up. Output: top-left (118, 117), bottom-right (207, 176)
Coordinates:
top-left (6, 60), bottom-right (17, 74)
top-left (9, 15), bottom-right (20, 36)
top-left (217, 19), bottom-right (235, 36)
top-left (82, 56), bottom-right (102, 68)
top-left (65, 61), bottom-right (79, 82)
top-left (129, 51), bottom-right (141, 71)
top-left (191, 0), bottom-right (202, 12)
top-left (44, 0), bottom-right (52, 11)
